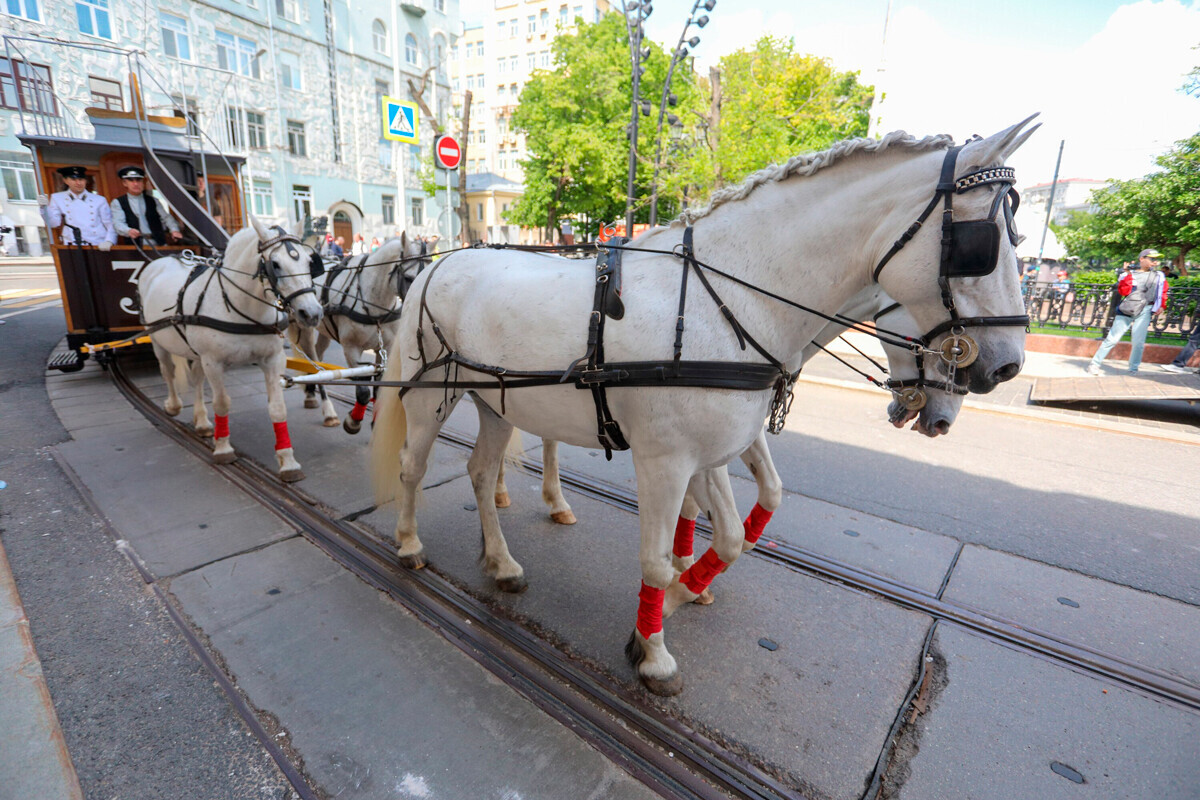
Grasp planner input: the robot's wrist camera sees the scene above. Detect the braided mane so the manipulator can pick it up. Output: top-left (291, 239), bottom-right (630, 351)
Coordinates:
top-left (675, 130), bottom-right (955, 225)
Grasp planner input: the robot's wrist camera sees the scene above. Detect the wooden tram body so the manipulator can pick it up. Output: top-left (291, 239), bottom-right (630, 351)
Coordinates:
top-left (20, 95), bottom-right (245, 364)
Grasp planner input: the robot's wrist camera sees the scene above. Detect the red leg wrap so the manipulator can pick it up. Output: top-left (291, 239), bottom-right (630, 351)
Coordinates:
top-left (273, 421), bottom-right (292, 451)
top-left (636, 582), bottom-right (665, 639)
top-left (214, 415), bottom-right (229, 439)
top-left (673, 516), bottom-right (696, 559)
top-left (680, 548), bottom-right (727, 596)
top-left (350, 402), bottom-right (368, 422)
top-left (743, 503), bottom-right (774, 544)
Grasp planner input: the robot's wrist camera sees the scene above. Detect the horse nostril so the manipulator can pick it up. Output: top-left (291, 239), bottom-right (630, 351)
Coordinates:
top-left (991, 362), bottom-right (1021, 383)
top-left (934, 420), bottom-right (951, 435)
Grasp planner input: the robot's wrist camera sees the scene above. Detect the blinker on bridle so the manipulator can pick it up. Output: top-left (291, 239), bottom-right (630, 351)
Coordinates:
top-left (256, 225), bottom-right (324, 307)
top-left (872, 144), bottom-right (1029, 377)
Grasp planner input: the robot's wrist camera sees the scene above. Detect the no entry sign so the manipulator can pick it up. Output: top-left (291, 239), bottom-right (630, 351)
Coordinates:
top-left (434, 134), bottom-right (462, 170)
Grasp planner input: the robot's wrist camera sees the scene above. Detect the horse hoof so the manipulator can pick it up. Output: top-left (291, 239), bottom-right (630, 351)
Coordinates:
top-left (550, 510), bottom-right (577, 525)
top-left (494, 492), bottom-right (511, 508)
top-left (164, 404), bottom-right (181, 417)
top-left (496, 575), bottom-right (528, 594)
top-left (303, 396), bottom-right (319, 409)
top-left (212, 450), bottom-right (237, 465)
top-left (322, 417), bottom-right (340, 428)
top-left (343, 417), bottom-right (362, 435)
top-left (195, 427), bottom-right (213, 439)
top-left (693, 588), bottom-right (715, 606)
top-left (279, 468), bottom-right (305, 482)
top-left (398, 552), bottom-right (428, 570)
top-left (641, 672), bottom-right (684, 697)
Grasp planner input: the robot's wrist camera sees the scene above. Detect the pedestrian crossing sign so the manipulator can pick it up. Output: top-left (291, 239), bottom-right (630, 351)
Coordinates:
top-left (382, 96), bottom-right (419, 144)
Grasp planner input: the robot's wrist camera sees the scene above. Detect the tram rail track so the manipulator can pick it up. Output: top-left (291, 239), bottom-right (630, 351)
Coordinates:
top-left (106, 360), bottom-right (1200, 800)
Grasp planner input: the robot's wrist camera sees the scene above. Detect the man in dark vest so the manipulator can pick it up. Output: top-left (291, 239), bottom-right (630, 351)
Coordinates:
top-left (110, 166), bottom-right (182, 246)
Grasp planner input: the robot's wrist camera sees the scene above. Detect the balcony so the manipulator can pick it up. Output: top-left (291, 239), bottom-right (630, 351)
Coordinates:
top-left (400, 0), bottom-right (425, 16)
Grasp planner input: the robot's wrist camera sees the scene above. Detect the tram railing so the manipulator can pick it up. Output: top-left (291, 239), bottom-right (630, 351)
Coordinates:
top-left (1024, 282), bottom-right (1199, 342)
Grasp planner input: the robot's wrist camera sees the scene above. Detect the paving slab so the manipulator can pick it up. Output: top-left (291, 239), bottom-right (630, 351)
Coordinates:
top-left (942, 545), bottom-right (1200, 688)
top-left (897, 624), bottom-right (1200, 800)
top-left (169, 536), bottom-right (662, 800)
top-left (361, 471), bottom-right (932, 799)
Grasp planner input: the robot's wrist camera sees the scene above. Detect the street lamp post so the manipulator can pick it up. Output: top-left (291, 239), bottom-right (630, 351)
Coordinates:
top-left (648, 0), bottom-right (714, 228)
top-left (622, 1), bottom-right (653, 238)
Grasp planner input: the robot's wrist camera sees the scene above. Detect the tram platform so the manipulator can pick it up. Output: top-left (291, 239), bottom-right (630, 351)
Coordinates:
top-left (3, 330), bottom-right (1199, 800)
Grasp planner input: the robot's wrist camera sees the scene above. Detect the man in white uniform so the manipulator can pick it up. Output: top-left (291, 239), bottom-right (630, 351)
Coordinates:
top-left (38, 165), bottom-right (116, 249)
top-left (110, 165), bottom-right (182, 245)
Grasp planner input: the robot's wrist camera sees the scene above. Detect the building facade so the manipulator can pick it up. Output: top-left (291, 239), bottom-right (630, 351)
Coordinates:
top-left (1, 0), bottom-right (458, 255)
top-left (1022, 178), bottom-right (1109, 227)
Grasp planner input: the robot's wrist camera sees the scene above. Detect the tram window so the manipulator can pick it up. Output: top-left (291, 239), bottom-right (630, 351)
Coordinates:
top-left (88, 76), bottom-right (123, 111)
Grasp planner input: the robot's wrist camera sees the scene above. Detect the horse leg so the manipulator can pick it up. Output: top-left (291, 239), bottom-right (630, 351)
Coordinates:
top-left (494, 452), bottom-right (511, 508)
top-left (342, 343), bottom-right (370, 434)
top-left (469, 403), bottom-right (526, 592)
top-left (672, 493), bottom-right (714, 605)
top-left (625, 454), bottom-right (691, 696)
top-left (663, 466), bottom-right (745, 620)
top-left (738, 428), bottom-right (780, 553)
top-left (292, 327), bottom-right (321, 411)
top-left (541, 440), bottom-right (576, 525)
top-left (190, 359), bottom-right (212, 437)
top-left (153, 343), bottom-right (182, 417)
top-left (202, 358), bottom-right (237, 465)
top-left (391, 390), bottom-right (459, 568)
top-left (260, 352), bottom-right (304, 481)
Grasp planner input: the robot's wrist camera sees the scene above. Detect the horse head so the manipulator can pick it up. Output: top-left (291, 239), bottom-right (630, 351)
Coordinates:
top-left (249, 215), bottom-right (325, 328)
top-left (874, 115), bottom-right (1039, 394)
top-left (875, 301), bottom-right (966, 438)
top-left (392, 232), bottom-right (433, 300)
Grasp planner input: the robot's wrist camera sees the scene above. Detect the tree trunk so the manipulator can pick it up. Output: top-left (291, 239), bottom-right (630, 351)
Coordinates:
top-left (709, 66), bottom-right (722, 189)
top-left (458, 90), bottom-right (472, 246)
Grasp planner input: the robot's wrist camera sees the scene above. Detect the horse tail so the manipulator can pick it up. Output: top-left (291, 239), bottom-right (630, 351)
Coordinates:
top-left (370, 350), bottom-right (407, 506)
top-left (170, 354), bottom-right (191, 397)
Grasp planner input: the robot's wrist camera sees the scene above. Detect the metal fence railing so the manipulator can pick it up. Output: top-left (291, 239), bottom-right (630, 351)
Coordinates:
top-left (1024, 282), bottom-right (1199, 342)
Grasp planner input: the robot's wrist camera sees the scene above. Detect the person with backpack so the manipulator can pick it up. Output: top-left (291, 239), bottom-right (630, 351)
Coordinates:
top-left (1087, 249), bottom-right (1169, 375)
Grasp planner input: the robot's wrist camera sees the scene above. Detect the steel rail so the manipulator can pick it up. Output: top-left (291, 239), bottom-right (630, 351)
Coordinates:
top-left (109, 362), bottom-right (801, 800)
top-left (428, 427), bottom-right (1200, 714)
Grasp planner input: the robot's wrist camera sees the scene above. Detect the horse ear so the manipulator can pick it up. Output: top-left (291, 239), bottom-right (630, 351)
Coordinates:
top-left (400, 230), bottom-right (408, 251)
top-left (249, 214), bottom-right (270, 240)
top-left (962, 114), bottom-right (1041, 168)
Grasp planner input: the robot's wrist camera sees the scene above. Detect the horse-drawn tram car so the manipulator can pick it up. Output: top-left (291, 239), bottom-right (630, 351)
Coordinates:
top-left (6, 35), bottom-right (246, 370)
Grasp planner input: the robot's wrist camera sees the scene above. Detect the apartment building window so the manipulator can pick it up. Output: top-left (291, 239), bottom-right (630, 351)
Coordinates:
top-left (372, 20), bottom-right (388, 54)
top-left (476, 202), bottom-right (483, 222)
top-left (76, 0), bottom-right (112, 39)
top-left (540, 50), bottom-right (549, 68)
top-left (497, 57), bottom-right (505, 75)
top-left (279, 51), bottom-right (301, 90)
top-left (247, 178), bottom-right (272, 216)
top-left (159, 12), bottom-right (191, 60)
top-left (508, 56), bottom-right (517, 72)
top-left (476, 41), bottom-right (484, 57)
top-left (378, 140), bottom-right (392, 168)
top-left (509, 18), bottom-right (517, 37)
top-left (540, 9), bottom-right (549, 31)
top-left (170, 94), bottom-right (200, 136)
top-left (478, 129), bottom-right (485, 145)
top-left (4, 0), bottom-right (41, 21)
top-left (0, 59), bottom-right (57, 115)
top-left (274, 0), bottom-right (299, 22)
top-left (526, 15), bottom-right (536, 35)
top-left (433, 0), bottom-right (443, 12)
top-left (88, 76), bottom-right (123, 110)
top-left (527, 53), bottom-right (535, 71)
top-left (496, 20), bottom-right (505, 38)
top-left (246, 110), bottom-right (266, 149)
top-left (286, 120), bottom-right (307, 157)
top-left (217, 31), bottom-right (260, 78)
top-left (559, 5), bottom-right (567, 27)
top-left (496, 84), bottom-right (505, 98)
top-left (435, 37), bottom-right (445, 74)
top-left (404, 34), bottom-right (417, 66)
top-left (409, 197), bottom-right (423, 227)
top-left (573, 5), bottom-right (582, 21)
top-left (292, 185), bottom-right (312, 222)
top-left (225, 106), bottom-right (245, 148)
top-left (382, 194), bottom-right (395, 225)
top-left (1, 158), bottom-right (37, 202)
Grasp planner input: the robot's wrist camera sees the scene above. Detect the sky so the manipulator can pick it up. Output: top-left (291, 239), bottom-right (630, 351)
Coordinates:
top-left (464, 0), bottom-right (1200, 186)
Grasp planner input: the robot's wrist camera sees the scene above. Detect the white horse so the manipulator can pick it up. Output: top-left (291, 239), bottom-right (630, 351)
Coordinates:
top-left (373, 120), bottom-right (1035, 694)
top-left (136, 217), bottom-right (324, 481)
top-left (289, 233), bottom-right (431, 432)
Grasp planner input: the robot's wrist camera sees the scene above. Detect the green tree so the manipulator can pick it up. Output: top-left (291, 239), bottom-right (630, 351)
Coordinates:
top-left (1055, 132), bottom-right (1200, 275)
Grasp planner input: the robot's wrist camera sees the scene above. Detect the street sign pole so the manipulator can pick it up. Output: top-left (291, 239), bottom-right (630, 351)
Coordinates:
top-left (445, 168), bottom-right (451, 243)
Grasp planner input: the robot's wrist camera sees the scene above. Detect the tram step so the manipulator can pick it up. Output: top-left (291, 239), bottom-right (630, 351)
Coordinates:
top-left (48, 351), bottom-right (86, 373)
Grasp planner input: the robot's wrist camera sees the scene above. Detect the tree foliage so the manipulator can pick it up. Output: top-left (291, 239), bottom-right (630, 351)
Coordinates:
top-left (1055, 132), bottom-right (1200, 274)
top-left (509, 20), bottom-right (873, 236)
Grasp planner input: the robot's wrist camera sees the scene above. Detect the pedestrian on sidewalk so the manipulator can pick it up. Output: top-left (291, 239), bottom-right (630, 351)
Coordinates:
top-left (1087, 249), bottom-right (1169, 375)
top-left (1160, 317), bottom-right (1200, 374)
top-left (1084, 250), bottom-right (1166, 376)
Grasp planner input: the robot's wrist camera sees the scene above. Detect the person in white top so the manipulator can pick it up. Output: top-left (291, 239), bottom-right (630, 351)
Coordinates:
top-left (110, 165), bottom-right (182, 246)
top-left (38, 165), bottom-right (116, 249)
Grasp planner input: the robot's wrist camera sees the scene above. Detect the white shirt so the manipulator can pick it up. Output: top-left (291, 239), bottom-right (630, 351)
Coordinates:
top-left (42, 190), bottom-right (117, 246)
top-left (110, 192), bottom-right (181, 240)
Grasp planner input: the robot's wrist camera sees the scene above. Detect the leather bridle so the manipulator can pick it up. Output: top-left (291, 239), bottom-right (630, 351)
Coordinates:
top-left (256, 226), bottom-right (323, 307)
top-left (872, 145), bottom-right (1029, 378)
top-left (872, 301), bottom-right (968, 413)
